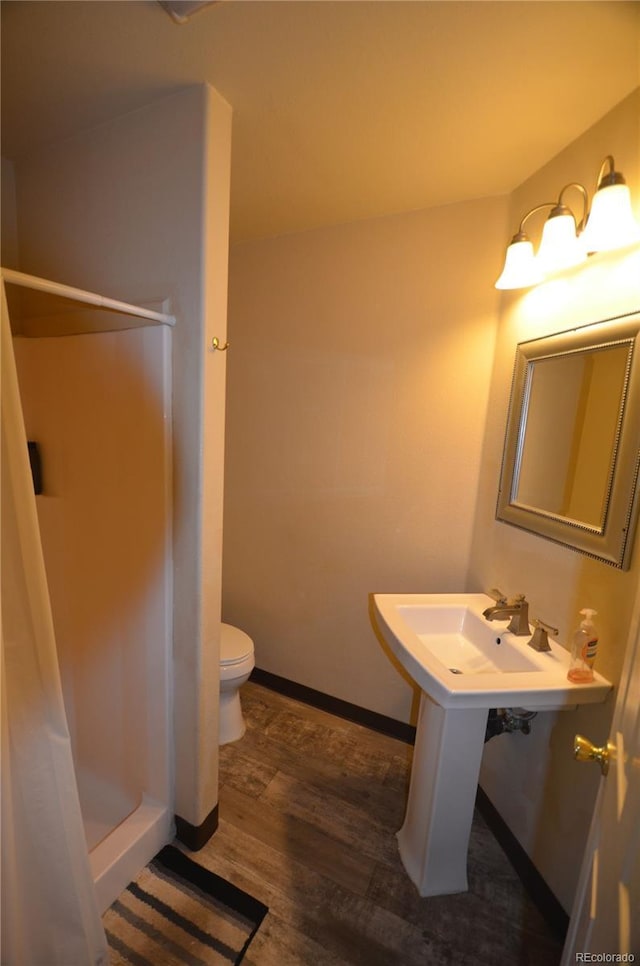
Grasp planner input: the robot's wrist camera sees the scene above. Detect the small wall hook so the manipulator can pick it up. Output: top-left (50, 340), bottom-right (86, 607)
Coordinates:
top-left (209, 336), bottom-right (229, 352)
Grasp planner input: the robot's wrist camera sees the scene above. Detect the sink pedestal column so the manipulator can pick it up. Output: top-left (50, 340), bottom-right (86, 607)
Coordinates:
top-left (397, 692), bottom-right (488, 897)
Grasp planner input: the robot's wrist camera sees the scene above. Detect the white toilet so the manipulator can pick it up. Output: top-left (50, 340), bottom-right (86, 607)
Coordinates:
top-left (219, 622), bottom-right (255, 745)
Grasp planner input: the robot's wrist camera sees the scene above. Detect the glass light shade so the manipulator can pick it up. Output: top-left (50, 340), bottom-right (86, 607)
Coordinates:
top-left (580, 183), bottom-right (640, 253)
top-left (537, 212), bottom-right (586, 274)
top-left (495, 238), bottom-right (542, 290)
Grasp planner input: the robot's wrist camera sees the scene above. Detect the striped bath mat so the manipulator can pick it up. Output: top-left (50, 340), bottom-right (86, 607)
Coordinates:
top-left (104, 845), bottom-right (268, 965)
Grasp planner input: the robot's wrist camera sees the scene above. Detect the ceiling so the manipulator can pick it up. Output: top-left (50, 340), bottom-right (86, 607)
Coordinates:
top-left (2, 1), bottom-right (639, 244)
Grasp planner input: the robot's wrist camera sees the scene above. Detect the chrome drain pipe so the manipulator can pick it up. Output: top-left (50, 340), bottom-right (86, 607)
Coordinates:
top-left (484, 707), bottom-right (537, 742)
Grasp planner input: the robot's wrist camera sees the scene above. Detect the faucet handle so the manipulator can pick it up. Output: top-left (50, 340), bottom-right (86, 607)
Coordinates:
top-left (529, 618), bottom-right (558, 652)
top-left (488, 587), bottom-right (507, 604)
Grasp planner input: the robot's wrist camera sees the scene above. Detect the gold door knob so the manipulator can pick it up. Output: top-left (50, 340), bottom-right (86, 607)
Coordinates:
top-left (574, 735), bottom-right (610, 776)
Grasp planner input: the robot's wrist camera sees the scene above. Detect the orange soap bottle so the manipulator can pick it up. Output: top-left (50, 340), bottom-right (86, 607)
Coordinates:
top-left (567, 609), bottom-right (598, 683)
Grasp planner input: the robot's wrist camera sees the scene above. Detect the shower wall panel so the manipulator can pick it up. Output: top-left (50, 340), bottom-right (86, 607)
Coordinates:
top-left (13, 325), bottom-right (172, 850)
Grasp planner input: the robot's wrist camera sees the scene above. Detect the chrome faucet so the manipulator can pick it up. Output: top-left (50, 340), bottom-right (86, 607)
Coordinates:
top-left (482, 593), bottom-right (530, 636)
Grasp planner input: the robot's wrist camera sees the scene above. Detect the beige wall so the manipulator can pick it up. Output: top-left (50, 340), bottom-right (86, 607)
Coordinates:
top-left (224, 195), bottom-right (507, 722)
top-left (470, 89), bottom-right (640, 911)
top-left (11, 84), bottom-right (232, 829)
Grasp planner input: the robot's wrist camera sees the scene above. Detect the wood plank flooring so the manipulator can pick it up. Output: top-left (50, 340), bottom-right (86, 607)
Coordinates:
top-left (191, 682), bottom-right (562, 965)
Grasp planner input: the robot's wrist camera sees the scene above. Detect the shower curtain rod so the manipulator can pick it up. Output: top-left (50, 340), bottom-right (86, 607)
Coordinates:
top-left (1, 267), bottom-right (176, 326)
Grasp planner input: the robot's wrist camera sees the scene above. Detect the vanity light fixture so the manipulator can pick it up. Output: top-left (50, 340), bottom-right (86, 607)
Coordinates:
top-left (494, 204), bottom-right (549, 290)
top-left (579, 155), bottom-right (640, 254)
top-left (536, 183), bottom-right (588, 275)
top-left (495, 156), bottom-right (639, 290)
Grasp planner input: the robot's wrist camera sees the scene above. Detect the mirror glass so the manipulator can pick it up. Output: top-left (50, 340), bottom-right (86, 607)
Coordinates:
top-left (497, 312), bottom-right (640, 569)
top-left (514, 345), bottom-right (629, 527)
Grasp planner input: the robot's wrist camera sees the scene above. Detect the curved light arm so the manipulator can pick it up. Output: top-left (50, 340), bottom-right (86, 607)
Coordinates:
top-left (594, 155), bottom-right (626, 189)
top-left (512, 202), bottom-right (556, 241)
top-left (558, 182), bottom-right (589, 232)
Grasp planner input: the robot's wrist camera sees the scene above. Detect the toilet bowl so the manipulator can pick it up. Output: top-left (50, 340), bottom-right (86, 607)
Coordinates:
top-left (219, 623), bottom-right (255, 745)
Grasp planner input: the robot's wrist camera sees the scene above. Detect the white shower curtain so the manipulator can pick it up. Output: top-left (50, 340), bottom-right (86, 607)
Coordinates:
top-left (1, 282), bottom-right (109, 965)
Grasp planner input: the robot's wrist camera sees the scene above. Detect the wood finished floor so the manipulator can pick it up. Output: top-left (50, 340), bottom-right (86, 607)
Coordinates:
top-left (192, 682), bottom-right (562, 965)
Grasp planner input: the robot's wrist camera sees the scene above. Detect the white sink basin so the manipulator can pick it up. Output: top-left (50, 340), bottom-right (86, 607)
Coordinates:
top-left (373, 592), bottom-right (612, 710)
top-left (370, 591), bottom-right (612, 898)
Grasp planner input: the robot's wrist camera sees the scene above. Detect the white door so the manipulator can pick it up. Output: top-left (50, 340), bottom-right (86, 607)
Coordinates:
top-left (561, 585), bottom-right (640, 959)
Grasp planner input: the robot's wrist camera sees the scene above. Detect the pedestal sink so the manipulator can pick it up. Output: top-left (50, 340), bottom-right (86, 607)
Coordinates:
top-left (371, 592), bottom-right (612, 897)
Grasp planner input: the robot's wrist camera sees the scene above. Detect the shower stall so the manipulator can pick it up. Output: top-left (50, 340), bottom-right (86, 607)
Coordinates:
top-left (4, 269), bottom-right (174, 915)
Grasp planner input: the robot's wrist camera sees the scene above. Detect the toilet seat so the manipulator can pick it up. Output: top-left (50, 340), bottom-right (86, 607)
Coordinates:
top-left (220, 622), bottom-right (254, 666)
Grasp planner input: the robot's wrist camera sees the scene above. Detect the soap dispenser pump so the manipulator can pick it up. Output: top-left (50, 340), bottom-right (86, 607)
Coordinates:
top-left (567, 609), bottom-right (598, 683)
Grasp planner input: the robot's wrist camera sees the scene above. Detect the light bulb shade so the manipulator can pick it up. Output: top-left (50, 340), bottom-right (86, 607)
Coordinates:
top-left (537, 212), bottom-right (586, 274)
top-left (580, 183), bottom-right (640, 253)
top-left (495, 238), bottom-right (542, 290)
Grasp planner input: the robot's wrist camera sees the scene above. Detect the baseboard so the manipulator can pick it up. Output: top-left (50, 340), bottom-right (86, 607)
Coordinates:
top-left (175, 803), bottom-right (219, 852)
top-left (250, 667), bottom-right (416, 744)
top-left (475, 787), bottom-right (569, 941)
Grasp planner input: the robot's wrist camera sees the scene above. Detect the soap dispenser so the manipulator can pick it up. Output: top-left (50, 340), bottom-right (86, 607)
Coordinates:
top-left (567, 609), bottom-right (598, 683)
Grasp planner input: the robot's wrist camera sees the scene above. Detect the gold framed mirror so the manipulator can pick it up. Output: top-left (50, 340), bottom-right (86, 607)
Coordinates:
top-left (496, 310), bottom-right (640, 569)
